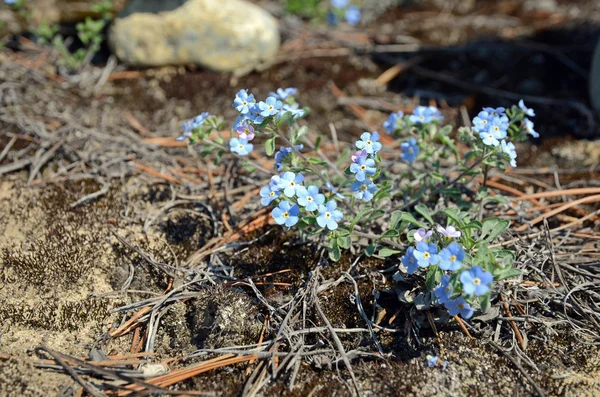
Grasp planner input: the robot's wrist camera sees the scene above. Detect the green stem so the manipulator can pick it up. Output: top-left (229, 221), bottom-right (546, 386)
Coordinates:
top-left (204, 139), bottom-right (273, 176)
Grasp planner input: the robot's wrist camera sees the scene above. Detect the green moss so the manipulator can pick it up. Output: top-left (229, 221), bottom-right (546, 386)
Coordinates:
top-left (2, 224), bottom-right (96, 287)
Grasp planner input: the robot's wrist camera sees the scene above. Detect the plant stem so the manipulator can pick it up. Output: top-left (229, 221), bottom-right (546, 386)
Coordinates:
top-left (352, 230), bottom-right (405, 250)
top-left (203, 139), bottom-right (273, 176)
top-left (395, 156), bottom-right (485, 213)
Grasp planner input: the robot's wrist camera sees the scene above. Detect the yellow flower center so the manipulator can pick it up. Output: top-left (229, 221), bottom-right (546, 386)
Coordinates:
top-left (367, 140), bottom-right (372, 145)
top-left (268, 105), bottom-right (274, 111)
top-left (269, 192), bottom-right (275, 197)
top-left (450, 255), bottom-right (457, 262)
top-left (458, 303), bottom-right (464, 309)
top-left (361, 184), bottom-right (368, 191)
top-left (242, 100), bottom-right (248, 106)
top-left (419, 115), bottom-right (425, 120)
top-left (325, 212), bottom-right (331, 219)
top-left (360, 165), bottom-right (366, 170)
top-left (482, 119), bottom-right (488, 124)
top-left (493, 126), bottom-right (499, 132)
top-left (289, 181), bottom-right (295, 187)
top-left (445, 286), bottom-right (451, 293)
top-left (282, 211), bottom-right (289, 219)
top-left (423, 252), bottom-right (430, 259)
top-left (307, 196), bottom-right (313, 202)
top-left (473, 278), bottom-right (481, 286)
top-left (238, 144), bottom-right (244, 150)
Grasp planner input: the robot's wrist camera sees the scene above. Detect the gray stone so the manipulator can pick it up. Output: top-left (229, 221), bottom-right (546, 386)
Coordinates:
top-left (108, 0), bottom-right (280, 72)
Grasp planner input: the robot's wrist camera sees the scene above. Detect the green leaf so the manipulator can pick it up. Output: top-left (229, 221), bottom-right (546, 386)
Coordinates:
top-left (328, 239), bottom-right (341, 262)
top-left (438, 134), bottom-right (458, 157)
top-left (365, 209), bottom-right (386, 223)
top-left (494, 250), bottom-right (515, 268)
top-left (381, 229), bottom-right (399, 239)
top-left (481, 218), bottom-right (510, 241)
top-left (365, 243), bottom-right (377, 257)
top-left (493, 267), bottom-right (521, 281)
top-left (337, 236), bottom-right (351, 250)
top-left (390, 211), bottom-right (404, 230)
top-left (276, 111), bottom-right (294, 127)
top-left (414, 204), bottom-right (434, 225)
top-left (265, 137), bottom-right (276, 156)
top-left (399, 212), bottom-right (427, 229)
top-left (314, 136), bottom-right (322, 151)
top-left (443, 208), bottom-right (465, 227)
top-left (431, 172), bottom-right (445, 182)
top-left (483, 195), bottom-right (509, 205)
top-left (480, 294), bottom-right (491, 312)
top-left (425, 265), bottom-right (441, 291)
top-left (463, 220), bottom-right (483, 230)
top-left (293, 126), bottom-right (308, 144)
top-left (307, 157), bottom-right (328, 167)
top-left (378, 247), bottom-right (402, 257)
top-left (350, 207), bottom-right (372, 230)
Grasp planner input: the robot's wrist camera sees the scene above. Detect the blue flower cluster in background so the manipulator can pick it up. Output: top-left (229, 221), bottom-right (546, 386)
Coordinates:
top-left (384, 111), bottom-right (404, 134)
top-left (471, 100), bottom-right (539, 167)
top-left (228, 88), bottom-right (305, 157)
top-left (328, 0), bottom-right (361, 26)
top-left (178, 112), bottom-right (210, 141)
top-left (473, 107), bottom-right (508, 147)
top-left (400, 138), bottom-right (419, 164)
top-left (400, 225), bottom-right (493, 319)
top-left (348, 132), bottom-right (381, 202)
top-left (385, 106), bottom-right (444, 165)
top-left (409, 106), bottom-right (443, 125)
top-left (262, 172), bottom-right (344, 231)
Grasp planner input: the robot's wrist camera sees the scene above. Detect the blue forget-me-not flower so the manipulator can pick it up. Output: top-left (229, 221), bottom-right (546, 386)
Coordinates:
top-left (296, 185), bottom-right (325, 211)
top-left (230, 138), bottom-right (253, 156)
top-left (350, 156), bottom-right (376, 182)
top-left (459, 266), bottom-right (493, 296)
top-left (445, 297), bottom-right (474, 318)
top-left (409, 106), bottom-right (443, 124)
top-left (434, 274), bottom-right (453, 304)
top-left (272, 201), bottom-right (300, 227)
top-left (438, 242), bottom-right (465, 271)
top-left (350, 179), bottom-right (377, 201)
top-left (355, 132), bottom-right (382, 155)
top-left (317, 201), bottom-right (344, 230)
top-left (278, 171), bottom-right (304, 197)
top-left (233, 89), bottom-right (255, 114)
top-left (413, 241), bottom-right (440, 268)
top-left (400, 138), bottom-right (419, 163)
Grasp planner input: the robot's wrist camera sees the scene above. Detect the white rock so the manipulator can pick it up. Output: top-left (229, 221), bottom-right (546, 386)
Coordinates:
top-left (109, 0), bottom-right (280, 72)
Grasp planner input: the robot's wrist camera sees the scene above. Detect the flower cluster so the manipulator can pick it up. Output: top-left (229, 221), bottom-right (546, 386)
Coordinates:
top-left (261, 172), bottom-right (344, 230)
top-left (329, 0), bottom-right (361, 25)
top-left (472, 107), bottom-right (508, 147)
top-left (400, 225), bottom-right (493, 319)
top-left (471, 100), bottom-right (538, 167)
top-left (409, 106), bottom-right (443, 125)
top-left (384, 106), bottom-right (444, 165)
top-left (178, 112), bottom-right (210, 141)
top-left (384, 111), bottom-right (404, 134)
top-left (348, 132), bottom-right (381, 202)
top-left (275, 144), bottom-right (303, 171)
top-left (229, 88), bottom-right (305, 157)
top-left (519, 100), bottom-right (539, 138)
